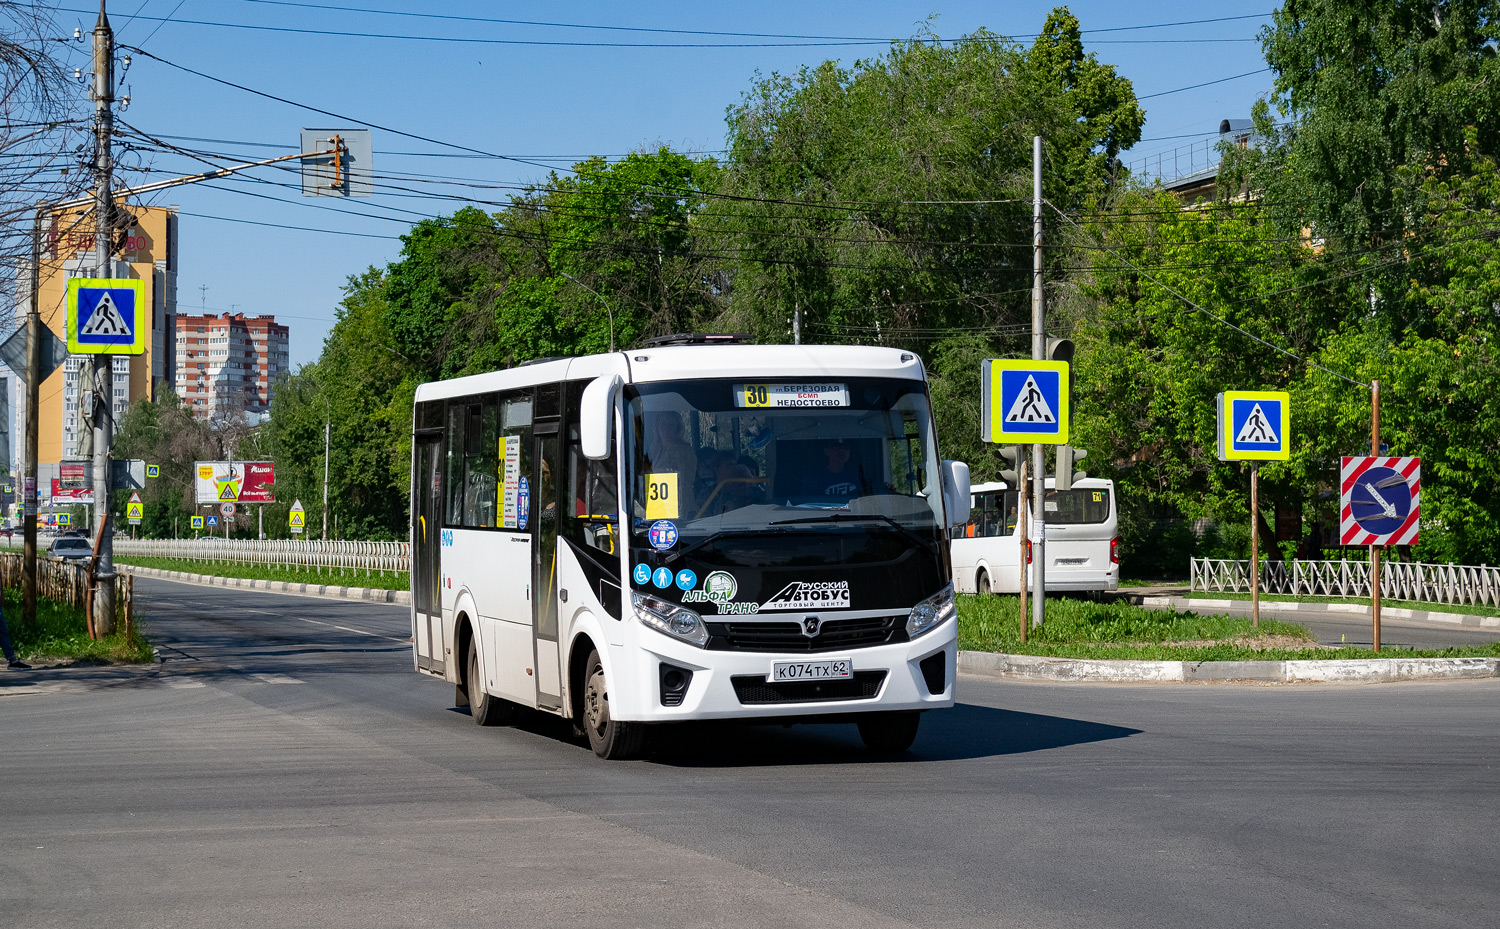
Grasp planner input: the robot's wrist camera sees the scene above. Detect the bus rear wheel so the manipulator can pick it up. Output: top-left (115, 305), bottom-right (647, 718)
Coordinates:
top-left (467, 639), bottom-right (515, 727)
top-left (582, 650), bottom-right (645, 760)
top-left (857, 711), bottom-right (921, 753)
top-left (976, 570), bottom-right (991, 594)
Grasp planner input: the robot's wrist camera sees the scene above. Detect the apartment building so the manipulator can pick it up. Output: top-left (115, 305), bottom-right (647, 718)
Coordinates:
top-left (174, 312), bottom-right (289, 420)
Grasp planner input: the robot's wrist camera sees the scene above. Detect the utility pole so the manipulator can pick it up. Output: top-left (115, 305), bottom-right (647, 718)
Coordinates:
top-left (1370, 379), bottom-right (1382, 652)
top-left (793, 300), bottom-right (801, 346)
top-left (90, 0), bottom-right (118, 635)
top-left (23, 209), bottom-right (42, 628)
top-left (1029, 135), bottom-right (1046, 631)
top-left (322, 416), bottom-right (330, 540)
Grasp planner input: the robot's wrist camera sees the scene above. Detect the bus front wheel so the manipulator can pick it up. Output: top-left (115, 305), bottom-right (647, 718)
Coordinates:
top-left (582, 650), bottom-right (645, 760)
top-left (857, 711), bottom-right (921, 753)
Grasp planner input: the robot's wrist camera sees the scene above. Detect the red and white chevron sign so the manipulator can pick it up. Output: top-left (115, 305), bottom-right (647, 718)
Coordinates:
top-left (1340, 456), bottom-right (1421, 546)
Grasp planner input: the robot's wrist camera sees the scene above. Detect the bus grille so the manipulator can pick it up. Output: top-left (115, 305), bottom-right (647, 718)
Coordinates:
top-left (731, 671), bottom-right (887, 705)
top-left (705, 616), bottom-right (906, 653)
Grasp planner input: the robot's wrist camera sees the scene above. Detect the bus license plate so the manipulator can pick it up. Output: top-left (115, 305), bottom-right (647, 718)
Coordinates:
top-left (771, 658), bottom-right (852, 682)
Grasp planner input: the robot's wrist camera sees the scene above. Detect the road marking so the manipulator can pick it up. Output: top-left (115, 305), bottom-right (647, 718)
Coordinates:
top-left (164, 677), bottom-right (206, 689)
top-left (296, 616), bottom-right (408, 643)
top-left (251, 673), bottom-right (303, 685)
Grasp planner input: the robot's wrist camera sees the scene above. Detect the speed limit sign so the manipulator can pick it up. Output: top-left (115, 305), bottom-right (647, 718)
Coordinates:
top-left (220, 502), bottom-right (236, 517)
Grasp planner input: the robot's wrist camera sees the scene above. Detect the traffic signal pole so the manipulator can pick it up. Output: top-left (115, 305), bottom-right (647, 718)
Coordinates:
top-left (1030, 135), bottom-right (1046, 631)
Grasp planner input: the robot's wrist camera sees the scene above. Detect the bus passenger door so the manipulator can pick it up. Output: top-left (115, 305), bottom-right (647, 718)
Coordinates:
top-left (412, 434), bottom-right (445, 674)
top-left (532, 428), bottom-right (564, 710)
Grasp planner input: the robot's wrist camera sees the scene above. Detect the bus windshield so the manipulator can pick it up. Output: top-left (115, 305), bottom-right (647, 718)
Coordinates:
top-left (625, 377), bottom-right (944, 563)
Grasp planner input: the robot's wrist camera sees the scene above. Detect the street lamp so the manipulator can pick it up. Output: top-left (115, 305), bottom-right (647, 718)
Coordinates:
top-left (560, 272), bottom-right (616, 353)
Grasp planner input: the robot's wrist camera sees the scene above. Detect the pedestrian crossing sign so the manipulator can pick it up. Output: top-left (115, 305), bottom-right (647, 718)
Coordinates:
top-left (981, 359), bottom-right (1070, 444)
top-left (1217, 391), bottom-right (1291, 461)
top-left (191, 515), bottom-right (204, 529)
top-left (66, 278), bottom-right (147, 355)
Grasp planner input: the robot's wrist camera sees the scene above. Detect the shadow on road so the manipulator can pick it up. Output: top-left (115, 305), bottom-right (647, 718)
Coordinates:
top-left (456, 701), bottom-right (1139, 766)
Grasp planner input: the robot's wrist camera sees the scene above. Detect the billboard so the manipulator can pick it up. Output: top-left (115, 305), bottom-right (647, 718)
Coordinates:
top-left (195, 461), bottom-right (276, 504)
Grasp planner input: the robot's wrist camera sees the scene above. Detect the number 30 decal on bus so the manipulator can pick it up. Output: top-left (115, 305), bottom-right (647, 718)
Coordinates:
top-left (645, 472), bottom-right (679, 519)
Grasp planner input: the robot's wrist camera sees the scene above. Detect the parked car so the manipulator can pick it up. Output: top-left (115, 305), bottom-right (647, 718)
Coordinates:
top-left (47, 536), bottom-right (94, 564)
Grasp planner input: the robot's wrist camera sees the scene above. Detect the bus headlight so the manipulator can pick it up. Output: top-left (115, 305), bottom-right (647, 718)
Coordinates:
top-left (632, 591), bottom-right (710, 648)
top-left (907, 583), bottom-right (955, 639)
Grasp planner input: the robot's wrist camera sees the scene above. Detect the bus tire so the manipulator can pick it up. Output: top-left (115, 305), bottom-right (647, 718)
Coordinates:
top-left (976, 569), bottom-right (991, 595)
top-left (467, 638), bottom-right (515, 727)
top-left (857, 710), bottom-right (921, 753)
top-left (582, 649), bottom-right (645, 759)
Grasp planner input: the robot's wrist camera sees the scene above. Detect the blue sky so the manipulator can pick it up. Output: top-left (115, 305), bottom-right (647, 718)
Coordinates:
top-left (44, 1), bottom-right (1280, 367)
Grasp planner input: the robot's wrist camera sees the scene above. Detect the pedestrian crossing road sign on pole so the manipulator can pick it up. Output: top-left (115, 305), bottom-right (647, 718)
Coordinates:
top-left (66, 278), bottom-right (147, 355)
top-left (1217, 391), bottom-right (1291, 461)
top-left (191, 515), bottom-right (204, 530)
top-left (980, 359), bottom-right (1070, 444)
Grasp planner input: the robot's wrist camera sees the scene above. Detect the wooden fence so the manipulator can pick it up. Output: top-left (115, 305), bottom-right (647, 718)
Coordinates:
top-left (0, 552), bottom-right (134, 638)
top-left (1189, 557), bottom-right (1500, 608)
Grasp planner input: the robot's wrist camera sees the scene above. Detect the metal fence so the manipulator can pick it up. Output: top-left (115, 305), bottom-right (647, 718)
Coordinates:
top-left (113, 538), bottom-right (410, 577)
top-left (1190, 557), bottom-right (1500, 608)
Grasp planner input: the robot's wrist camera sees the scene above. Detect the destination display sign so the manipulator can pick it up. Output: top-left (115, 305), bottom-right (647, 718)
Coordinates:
top-left (734, 383), bottom-right (850, 409)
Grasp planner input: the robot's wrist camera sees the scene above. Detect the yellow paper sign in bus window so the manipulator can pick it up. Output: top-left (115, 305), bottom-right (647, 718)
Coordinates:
top-left (644, 472), bottom-right (679, 520)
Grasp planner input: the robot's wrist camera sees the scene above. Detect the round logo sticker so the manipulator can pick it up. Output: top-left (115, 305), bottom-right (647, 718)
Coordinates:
top-left (633, 563), bottom-right (652, 585)
top-left (648, 520), bottom-right (678, 550)
top-left (675, 569), bottom-right (697, 591)
top-left (652, 566), bottom-right (673, 589)
top-left (703, 571), bottom-right (737, 601)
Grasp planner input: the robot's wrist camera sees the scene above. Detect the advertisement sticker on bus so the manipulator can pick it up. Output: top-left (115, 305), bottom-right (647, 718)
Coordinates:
top-left (648, 519), bottom-right (678, 550)
top-left (517, 476), bottom-right (530, 530)
top-left (681, 571), bottom-right (761, 614)
top-left (501, 435), bottom-right (521, 528)
top-left (734, 383), bottom-right (850, 409)
top-left (760, 581), bottom-right (852, 611)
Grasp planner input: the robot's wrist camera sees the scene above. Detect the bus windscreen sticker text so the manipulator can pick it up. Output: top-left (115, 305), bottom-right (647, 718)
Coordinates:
top-left (501, 435), bottom-right (521, 528)
top-left (734, 383), bottom-right (850, 409)
top-left (681, 570), bottom-right (761, 614)
top-left (648, 519), bottom-right (678, 550)
top-left (760, 581), bottom-right (851, 611)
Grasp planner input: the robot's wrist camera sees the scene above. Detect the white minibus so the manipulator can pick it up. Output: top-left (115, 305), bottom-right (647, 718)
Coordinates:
top-left (410, 338), bottom-right (970, 758)
top-left (950, 478), bottom-right (1119, 594)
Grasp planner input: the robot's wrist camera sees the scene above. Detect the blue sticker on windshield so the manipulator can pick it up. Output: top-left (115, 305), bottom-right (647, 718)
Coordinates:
top-left (517, 476), bottom-right (530, 530)
top-left (633, 563), bottom-right (652, 585)
top-left (648, 519), bottom-right (678, 550)
top-left (652, 566), bottom-right (673, 589)
top-left (675, 568), bottom-right (697, 590)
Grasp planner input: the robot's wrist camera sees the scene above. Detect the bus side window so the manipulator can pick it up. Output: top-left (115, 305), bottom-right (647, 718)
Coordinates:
top-left (564, 380), bottom-right (620, 559)
top-left (463, 400), bottom-right (498, 529)
top-left (498, 389), bottom-right (533, 529)
top-left (444, 401), bottom-right (467, 526)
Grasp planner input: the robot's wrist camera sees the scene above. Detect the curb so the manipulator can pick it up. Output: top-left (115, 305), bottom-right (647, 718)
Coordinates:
top-left (958, 650), bottom-right (1500, 684)
top-left (123, 565), bottom-right (411, 606)
top-left (1119, 593), bottom-right (1500, 630)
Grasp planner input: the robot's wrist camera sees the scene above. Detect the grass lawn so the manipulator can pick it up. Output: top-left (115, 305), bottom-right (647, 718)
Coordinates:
top-left (3, 587), bottom-right (153, 665)
top-left (113, 555), bottom-right (410, 591)
top-left (956, 594), bottom-right (1500, 660)
top-left (1186, 589), bottom-right (1500, 619)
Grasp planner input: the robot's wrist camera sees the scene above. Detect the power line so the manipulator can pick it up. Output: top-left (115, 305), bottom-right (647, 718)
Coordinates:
top-left (1137, 68), bottom-right (1270, 100)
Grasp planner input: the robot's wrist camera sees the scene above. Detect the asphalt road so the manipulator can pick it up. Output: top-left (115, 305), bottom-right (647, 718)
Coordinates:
top-left (2, 576), bottom-right (1498, 928)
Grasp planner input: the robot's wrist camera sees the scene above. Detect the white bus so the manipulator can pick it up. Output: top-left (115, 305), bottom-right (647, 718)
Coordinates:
top-left (410, 339), bottom-right (971, 759)
top-left (950, 478), bottom-right (1119, 595)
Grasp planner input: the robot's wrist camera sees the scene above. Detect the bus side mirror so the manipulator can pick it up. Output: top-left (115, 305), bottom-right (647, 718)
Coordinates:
top-left (941, 460), bottom-right (971, 529)
top-left (581, 374), bottom-right (621, 461)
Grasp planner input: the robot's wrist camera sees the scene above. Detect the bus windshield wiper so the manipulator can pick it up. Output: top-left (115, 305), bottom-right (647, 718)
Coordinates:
top-left (769, 513), bottom-right (936, 551)
top-left (667, 526), bottom-right (792, 564)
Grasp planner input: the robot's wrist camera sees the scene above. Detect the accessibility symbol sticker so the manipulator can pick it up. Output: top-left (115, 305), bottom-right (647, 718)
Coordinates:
top-left (981, 359), bottom-right (1069, 444)
top-left (1217, 391), bottom-right (1290, 461)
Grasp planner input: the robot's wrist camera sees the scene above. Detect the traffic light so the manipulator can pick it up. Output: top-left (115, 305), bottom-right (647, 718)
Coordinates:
top-left (1046, 337), bottom-right (1074, 364)
top-left (998, 445), bottom-right (1024, 484)
top-left (1056, 446), bottom-right (1089, 491)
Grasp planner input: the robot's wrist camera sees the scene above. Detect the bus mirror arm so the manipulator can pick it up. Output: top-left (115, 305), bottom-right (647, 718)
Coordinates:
top-left (940, 460), bottom-right (971, 529)
top-left (581, 374), bottom-right (622, 461)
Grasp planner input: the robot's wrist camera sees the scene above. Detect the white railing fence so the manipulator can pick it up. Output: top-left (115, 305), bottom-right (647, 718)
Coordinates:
top-left (113, 538), bottom-right (410, 577)
top-left (1190, 557), bottom-right (1500, 608)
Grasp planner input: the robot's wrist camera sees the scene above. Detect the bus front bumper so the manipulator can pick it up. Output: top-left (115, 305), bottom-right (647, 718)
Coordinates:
top-left (617, 617), bottom-right (958, 722)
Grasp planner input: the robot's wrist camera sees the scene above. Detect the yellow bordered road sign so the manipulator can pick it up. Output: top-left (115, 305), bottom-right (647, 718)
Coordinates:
top-left (1217, 391), bottom-right (1291, 461)
top-left (66, 278), bottom-right (147, 355)
top-left (190, 515), bottom-right (204, 529)
top-left (981, 359), bottom-right (1070, 445)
